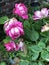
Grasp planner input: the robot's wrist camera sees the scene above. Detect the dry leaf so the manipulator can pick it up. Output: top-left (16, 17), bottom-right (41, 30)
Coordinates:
top-left (12, 57), bottom-right (20, 65)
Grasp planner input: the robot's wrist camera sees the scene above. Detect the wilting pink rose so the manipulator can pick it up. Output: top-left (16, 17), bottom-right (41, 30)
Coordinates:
top-left (13, 3), bottom-right (28, 19)
top-left (41, 24), bottom-right (49, 32)
top-left (4, 40), bottom-right (25, 51)
top-left (33, 11), bottom-right (42, 20)
top-left (41, 8), bottom-right (49, 17)
top-left (33, 8), bottom-right (49, 20)
top-left (4, 41), bottom-right (20, 51)
top-left (4, 18), bottom-right (24, 39)
top-left (4, 41), bottom-right (16, 51)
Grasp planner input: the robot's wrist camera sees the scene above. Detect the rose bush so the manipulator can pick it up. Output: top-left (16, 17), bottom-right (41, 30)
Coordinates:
top-left (0, 2), bottom-right (49, 65)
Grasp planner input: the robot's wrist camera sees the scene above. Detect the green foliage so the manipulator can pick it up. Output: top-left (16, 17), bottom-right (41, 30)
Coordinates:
top-left (29, 29), bottom-right (39, 41)
top-left (19, 60), bottom-right (29, 65)
top-left (30, 62), bottom-right (38, 65)
top-left (24, 20), bottom-right (30, 28)
top-left (31, 52), bottom-right (39, 61)
top-left (30, 45), bottom-right (42, 53)
top-left (38, 41), bottom-right (46, 49)
top-left (0, 16), bottom-right (8, 24)
top-left (38, 61), bottom-right (44, 65)
top-left (0, 62), bottom-right (6, 65)
top-left (41, 50), bottom-right (49, 61)
top-left (24, 28), bottom-right (39, 41)
top-left (3, 36), bottom-right (12, 43)
top-left (46, 46), bottom-right (49, 52)
top-left (41, 31), bottom-right (49, 37)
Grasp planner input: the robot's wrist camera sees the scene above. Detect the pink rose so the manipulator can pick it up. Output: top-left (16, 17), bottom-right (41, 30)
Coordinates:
top-left (33, 11), bottom-right (42, 20)
top-left (4, 41), bottom-right (20, 51)
top-left (4, 18), bottom-right (24, 39)
top-left (41, 8), bottom-right (49, 17)
top-left (13, 3), bottom-right (28, 19)
top-left (4, 40), bottom-right (25, 51)
top-left (33, 8), bottom-right (49, 20)
top-left (4, 41), bottom-right (16, 51)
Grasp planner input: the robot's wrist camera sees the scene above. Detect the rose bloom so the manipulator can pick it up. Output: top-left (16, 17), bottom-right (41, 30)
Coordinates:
top-left (4, 41), bottom-right (20, 51)
top-left (4, 18), bottom-right (24, 39)
top-left (33, 8), bottom-right (49, 20)
top-left (33, 11), bottom-right (42, 20)
top-left (13, 3), bottom-right (28, 19)
top-left (41, 8), bottom-right (49, 17)
top-left (41, 24), bottom-right (49, 32)
top-left (4, 41), bottom-right (16, 51)
top-left (4, 41), bottom-right (24, 51)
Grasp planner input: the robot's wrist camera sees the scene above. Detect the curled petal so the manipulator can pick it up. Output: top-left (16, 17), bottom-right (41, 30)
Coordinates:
top-left (41, 8), bottom-right (49, 17)
top-left (33, 8), bottom-right (49, 20)
top-left (34, 11), bottom-right (42, 18)
top-left (41, 24), bottom-right (49, 32)
top-left (15, 44), bottom-right (19, 51)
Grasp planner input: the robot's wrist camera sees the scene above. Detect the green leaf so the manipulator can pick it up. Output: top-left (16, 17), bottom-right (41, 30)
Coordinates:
top-left (46, 46), bottom-right (49, 52)
top-left (3, 36), bottom-right (11, 43)
top-left (32, 52), bottom-right (39, 61)
top-left (45, 37), bottom-right (49, 43)
top-left (0, 16), bottom-right (8, 24)
top-left (29, 29), bottom-right (39, 41)
top-left (19, 17), bottom-right (23, 22)
top-left (24, 28), bottom-right (31, 40)
top-left (19, 60), bottom-right (29, 65)
top-left (32, 21), bottom-right (42, 31)
top-left (38, 61), bottom-right (44, 65)
top-left (28, 14), bottom-right (33, 22)
top-left (30, 62), bottom-right (38, 65)
top-left (17, 53), bottom-right (27, 59)
top-left (0, 62), bottom-right (6, 65)
top-left (24, 28), bottom-right (39, 41)
top-left (24, 20), bottom-right (30, 28)
top-left (38, 41), bottom-right (46, 49)
top-left (41, 50), bottom-right (49, 61)
top-left (31, 45), bottom-right (42, 53)
top-left (41, 31), bottom-right (49, 37)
